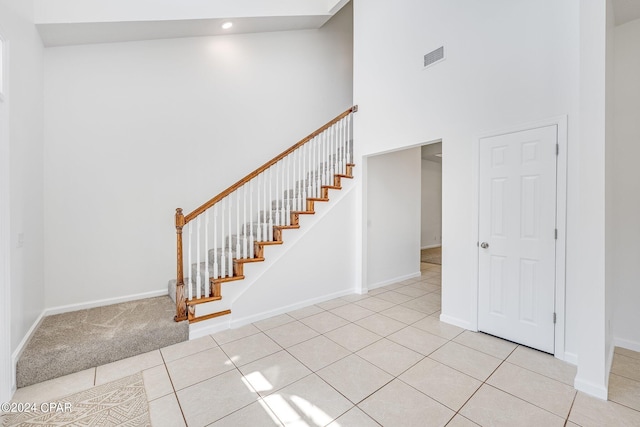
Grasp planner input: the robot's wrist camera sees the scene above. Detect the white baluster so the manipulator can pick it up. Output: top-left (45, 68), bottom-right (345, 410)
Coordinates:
top-left (228, 195), bottom-right (232, 276)
top-left (286, 155), bottom-right (291, 225)
top-left (299, 145), bottom-right (304, 211)
top-left (196, 216), bottom-right (201, 299)
top-left (213, 204), bottom-right (219, 280)
top-left (220, 199), bottom-right (226, 278)
top-left (314, 135), bottom-right (318, 198)
top-left (235, 190), bottom-right (240, 263)
top-left (302, 143), bottom-right (307, 210)
top-left (339, 119), bottom-right (345, 174)
top-left (204, 212), bottom-right (209, 298)
top-left (256, 174), bottom-right (261, 244)
top-left (331, 123), bottom-right (336, 181)
top-left (323, 130), bottom-right (328, 187)
top-left (242, 184), bottom-right (247, 259)
top-left (267, 168), bottom-right (272, 241)
top-left (294, 149), bottom-right (299, 212)
top-left (188, 222), bottom-right (193, 301)
top-left (249, 180), bottom-right (254, 258)
top-left (348, 113), bottom-right (353, 164)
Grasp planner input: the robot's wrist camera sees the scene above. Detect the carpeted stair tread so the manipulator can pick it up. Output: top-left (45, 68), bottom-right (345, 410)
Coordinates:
top-left (16, 296), bottom-right (188, 388)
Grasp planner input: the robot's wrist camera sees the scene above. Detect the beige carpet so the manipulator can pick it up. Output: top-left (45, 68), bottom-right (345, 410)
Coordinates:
top-left (2, 373), bottom-right (150, 426)
top-left (17, 296), bottom-right (188, 388)
top-left (420, 246), bottom-right (441, 265)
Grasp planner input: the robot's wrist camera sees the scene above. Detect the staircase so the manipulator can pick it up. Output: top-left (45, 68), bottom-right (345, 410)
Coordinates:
top-left (170, 107), bottom-right (357, 324)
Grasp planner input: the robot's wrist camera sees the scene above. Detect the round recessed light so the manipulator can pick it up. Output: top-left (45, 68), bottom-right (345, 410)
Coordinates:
top-left (221, 22), bottom-right (233, 30)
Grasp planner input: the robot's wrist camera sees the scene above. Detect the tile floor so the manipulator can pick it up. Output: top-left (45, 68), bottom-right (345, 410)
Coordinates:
top-left (7, 262), bottom-right (640, 426)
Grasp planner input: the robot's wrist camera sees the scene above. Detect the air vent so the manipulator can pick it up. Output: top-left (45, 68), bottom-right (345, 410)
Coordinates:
top-left (423, 46), bottom-right (445, 69)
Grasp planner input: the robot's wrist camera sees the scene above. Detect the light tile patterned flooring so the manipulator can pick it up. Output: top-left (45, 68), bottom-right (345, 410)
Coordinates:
top-left (8, 262), bottom-right (640, 426)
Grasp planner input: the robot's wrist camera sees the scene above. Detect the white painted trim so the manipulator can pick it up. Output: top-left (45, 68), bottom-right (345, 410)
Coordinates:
top-left (564, 351), bottom-right (579, 366)
top-left (230, 288), bottom-right (354, 329)
top-left (606, 339), bottom-right (615, 382)
top-left (614, 337), bottom-right (640, 353)
top-left (574, 377), bottom-right (608, 400)
top-left (190, 287), bottom-right (358, 339)
top-left (471, 115), bottom-right (569, 360)
top-left (367, 271), bottom-right (421, 291)
top-left (440, 314), bottom-right (475, 331)
top-left (11, 310), bottom-right (46, 393)
top-left (44, 289), bottom-right (168, 316)
top-left (420, 244), bottom-right (441, 250)
top-left (189, 317), bottom-right (230, 340)
top-left (0, 28), bottom-right (11, 403)
top-left (355, 153), bottom-right (367, 294)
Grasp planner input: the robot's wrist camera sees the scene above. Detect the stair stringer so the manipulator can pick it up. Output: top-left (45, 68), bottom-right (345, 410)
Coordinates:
top-left (188, 178), bottom-right (356, 338)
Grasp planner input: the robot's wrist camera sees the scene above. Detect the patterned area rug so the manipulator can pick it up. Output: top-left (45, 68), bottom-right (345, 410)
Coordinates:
top-left (420, 246), bottom-right (441, 265)
top-left (2, 373), bottom-right (150, 427)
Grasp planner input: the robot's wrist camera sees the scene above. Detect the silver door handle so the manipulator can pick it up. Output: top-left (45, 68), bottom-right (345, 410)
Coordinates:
top-left (480, 242), bottom-right (489, 249)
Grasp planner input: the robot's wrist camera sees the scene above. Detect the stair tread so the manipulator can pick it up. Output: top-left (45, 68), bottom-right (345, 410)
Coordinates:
top-left (186, 295), bottom-right (222, 306)
top-left (256, 240), bottom-right (283, 245)
top-left (211, 275), bottom-right (246, 283)
top-left (234, 257), bottom-right (265, 264)
top-left (336, 174), bottom-right (353, 178)
top-left (307, 197), bottom-right (329, 201)
top-left (189, 309), bottom-right (232, 324)
top-left (274, 225), bottom-right (300, 229)
top-left (292, 211), bottom-right (315, 215)
top-left (322, 185), bottom-right (342, 189)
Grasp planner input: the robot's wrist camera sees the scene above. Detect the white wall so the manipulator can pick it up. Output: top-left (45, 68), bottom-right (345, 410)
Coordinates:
top-left (231, 186), bottom-right (356, 323)
top-left (366, 147), bottom-right (421, 288)
top-left (421, 159), bottom-right (441, 249)
top-left (0, 0), bottom-right (45, 396)
top-left (43, 4), bottom-right (353, 309)
top-left (574, 0), bottom-right (608, 398)
top-left (353, 0), bottom-right (614, 396)
top-left (612, 18), bottom-right (640, 351)
top-left (605, 0), bottom-right (616, 380)
top-left (354, 0), bottom-right (581, 344)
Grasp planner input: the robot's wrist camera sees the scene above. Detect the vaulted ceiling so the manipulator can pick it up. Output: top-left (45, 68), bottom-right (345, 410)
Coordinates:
top-left (35, 0), bottom-right (351, 46)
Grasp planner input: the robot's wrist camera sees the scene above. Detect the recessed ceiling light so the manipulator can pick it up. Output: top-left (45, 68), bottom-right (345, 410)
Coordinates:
top-left (221, 22), bottom-right (233, 30)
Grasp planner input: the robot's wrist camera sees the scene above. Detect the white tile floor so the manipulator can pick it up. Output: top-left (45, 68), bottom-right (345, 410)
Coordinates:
top-left (7, 262), bottom-right (640, 426)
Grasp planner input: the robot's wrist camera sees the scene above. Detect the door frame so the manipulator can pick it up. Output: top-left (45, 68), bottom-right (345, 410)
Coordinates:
top-left (0, 29), bottom-right (12, 401)
top-left (470, 115), bottom-right (568, 361)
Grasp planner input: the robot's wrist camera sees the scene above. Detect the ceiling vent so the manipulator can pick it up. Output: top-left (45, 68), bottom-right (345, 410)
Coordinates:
top-left (423, 46), bottom-right (445, 69)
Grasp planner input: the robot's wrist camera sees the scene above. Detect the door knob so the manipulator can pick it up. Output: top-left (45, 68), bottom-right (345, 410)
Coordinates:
top-left (480, 242), bottom-right (489, 249)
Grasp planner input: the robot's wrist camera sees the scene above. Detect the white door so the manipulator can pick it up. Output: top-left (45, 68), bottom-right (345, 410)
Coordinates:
top-left (478, 125), bottom-right (557, 354)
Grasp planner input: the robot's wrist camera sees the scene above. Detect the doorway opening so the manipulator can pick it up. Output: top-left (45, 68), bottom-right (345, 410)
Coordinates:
top-left (420, 142), bottom-right (442, 267)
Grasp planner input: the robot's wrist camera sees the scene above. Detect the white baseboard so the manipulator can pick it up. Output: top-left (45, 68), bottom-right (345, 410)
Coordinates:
top-left (613, 337), bottom-right (640, 353)
top-left (189, 317), bottom-right (231, 340)
top-left (44, 289), bottom-right (168, 316)
top-left (574, 377), bottom-right (608, 400)
top-left (368, 271), bottom-right (421, 291)
top-left (11, 310), bottom-right (46, 393)
top-left (420, 244), bottom-right (441, 250)
top-left (229, 289), bottom-right (354, 329)
top-left (439, 314), bottom-right (474, 331)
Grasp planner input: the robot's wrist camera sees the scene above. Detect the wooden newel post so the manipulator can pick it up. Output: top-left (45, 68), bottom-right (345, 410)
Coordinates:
top-left (174, 208), bottom-right (188, 322)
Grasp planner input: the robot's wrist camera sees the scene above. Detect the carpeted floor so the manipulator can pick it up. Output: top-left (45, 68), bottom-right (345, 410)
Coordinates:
top-left (420, 246), bottom-right (441, 264)
top-left (3, 373), bottom-right (150, 426)
top-left (16, 296), bottom-right (188, 388)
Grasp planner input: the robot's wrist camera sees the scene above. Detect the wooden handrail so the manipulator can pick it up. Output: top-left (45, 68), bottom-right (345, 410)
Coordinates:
top-left (183, 106), bottom-right (356, 224)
